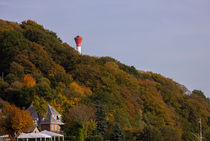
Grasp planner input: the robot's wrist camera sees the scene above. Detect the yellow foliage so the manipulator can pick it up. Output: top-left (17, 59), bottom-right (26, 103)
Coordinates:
top-left (50, 93), bottom-right (72, 114)
top-left (0, 19), bottom-right (21, 33)
top-left (50, 93), bottom-right (83, 115)
top-left (105, 62), bottom-right (140, 91)
top-left (22, 74), bottom-right (36, 88)
top-left (106, 112), bottom-right (114, 121)
top-left (70, 82), bottom-right (92, 97)
top-left (69, 97), bottom-right (81, 105)
top-left (84, 119), bottom-right (97, 137)
top-left (32, 96), bottom-right (48, 118)
top-left (105, 62), bottom-right (119, 71)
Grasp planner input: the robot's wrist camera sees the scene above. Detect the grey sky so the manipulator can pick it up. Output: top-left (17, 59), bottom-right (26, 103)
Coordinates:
top-left (1, 0), bottom-right (210, 97)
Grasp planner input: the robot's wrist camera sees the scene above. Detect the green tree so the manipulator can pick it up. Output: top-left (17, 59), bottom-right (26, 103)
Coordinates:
top-left (94, 102), bottom-right (107, 138)
top-left (64, 121), bottom-right (84, 141)
top-left (32, 82), bottom-right (55, 100)
top-left (64, 104), bottom-right (96, 139)
top-left (192, 90), bottom-right (206, 99)
top-left (9, 62), bottom-right (24, 78)
top-left (32, 95), bottom-right (48, 118)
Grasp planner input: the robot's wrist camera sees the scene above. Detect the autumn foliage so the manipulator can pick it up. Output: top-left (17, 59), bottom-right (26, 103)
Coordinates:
top-left (0, 104), bottom-right (33, 139)
top-left (0, 19), bottom-right (209, 140)
top-left (22, 74), bottom-right (36, 87)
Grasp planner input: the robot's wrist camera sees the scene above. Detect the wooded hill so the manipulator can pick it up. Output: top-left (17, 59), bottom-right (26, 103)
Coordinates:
top-left (0, 19), bottom-right (209, 141)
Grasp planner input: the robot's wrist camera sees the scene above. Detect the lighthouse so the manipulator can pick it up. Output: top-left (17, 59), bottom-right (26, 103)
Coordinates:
top-left (74, 35), bottom-right (83, 54)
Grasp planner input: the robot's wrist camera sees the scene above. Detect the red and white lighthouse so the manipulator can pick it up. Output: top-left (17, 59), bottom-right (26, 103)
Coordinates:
top-left (74, 35), bottom-right (83, 54)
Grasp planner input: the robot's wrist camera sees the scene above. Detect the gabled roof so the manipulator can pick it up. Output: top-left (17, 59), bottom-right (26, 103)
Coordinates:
top-left (48, 105), bottom-right (60, 116)
top-left (26, 105), bottom-right (39, 120)
top-left (27, 104), bottom-right (64, 125)
top-left (41, 105), bottom-right (64, 125)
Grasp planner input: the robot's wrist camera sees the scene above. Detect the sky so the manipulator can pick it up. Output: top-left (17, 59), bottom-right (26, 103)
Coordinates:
top-left (1, 0), bottom-right (210, 97)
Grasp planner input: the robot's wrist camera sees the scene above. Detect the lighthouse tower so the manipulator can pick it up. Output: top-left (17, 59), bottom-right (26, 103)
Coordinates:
top-left (74, 35), bottom-right (83, 54)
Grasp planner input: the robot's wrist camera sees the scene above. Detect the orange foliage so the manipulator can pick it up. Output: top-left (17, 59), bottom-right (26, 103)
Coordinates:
top-left (22, 74), bottom-right (36, 87)
top-left (121, 88), bottom-right (142, 117)
top-left (0, 105), bottom-right (34, 138)
top-left (70, 82), bottom-right (92, 97)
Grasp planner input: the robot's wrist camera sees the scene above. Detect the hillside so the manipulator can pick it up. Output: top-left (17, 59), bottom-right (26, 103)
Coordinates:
top-left (0, 19), bottom-right (209, 141)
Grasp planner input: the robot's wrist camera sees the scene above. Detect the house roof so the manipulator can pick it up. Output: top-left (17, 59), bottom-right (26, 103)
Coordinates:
top-left (17, 133), bottom-right (51, 139)
top-left (40, 130), bottom-right (63, 137)
top-left (26, 127), bottom-right (40, 133)
top-left (27, 104), bottom-right (64, 125)
top-left (48, 105), bottom-right (60, 116)
top-left (26, 105), bottom-right (39, 120)
top-left (0, 135), bottom-right (9, 138)
top-left (41, 105), bottom-right (64, 125)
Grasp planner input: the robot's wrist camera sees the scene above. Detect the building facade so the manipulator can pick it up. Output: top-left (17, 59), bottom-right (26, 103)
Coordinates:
top-left (26, 104), bottom-right (64, 132)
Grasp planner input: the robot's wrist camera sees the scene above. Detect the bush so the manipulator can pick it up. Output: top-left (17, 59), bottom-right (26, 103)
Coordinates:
top-left (85, 135), bottom-right (103, 141)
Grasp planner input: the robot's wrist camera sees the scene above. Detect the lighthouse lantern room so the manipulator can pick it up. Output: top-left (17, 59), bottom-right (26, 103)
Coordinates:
top-left (74, 35), bottom-right (83, 54)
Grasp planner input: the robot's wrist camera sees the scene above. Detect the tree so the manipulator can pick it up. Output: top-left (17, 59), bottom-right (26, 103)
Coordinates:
top-left (22, 74), bottom-right (36, 88)
top-left (64, 104), bottom-right (96, 140)
top-left (31, 82), bottom-right (55, 101)
top-left (66, 104), bottom-right (96, 124)
top-left (32, 95), bottom-right (48, 118)
top-left (50, 93), bottom-right (72, 115)
top-left (192, 90), bottom-right (206, 99)
top-left (94, 102), bottom-right (107, 138)
top-left (0, 104), bottom-right (33, 139)
top-left (69, 82), bottom-right (92, 97)
top-left (64, 121), bottom-right (84, 141)
top-left (9, 62), bottom-right (24, 78)
top-left (110, 123), bottom-right (125, 141)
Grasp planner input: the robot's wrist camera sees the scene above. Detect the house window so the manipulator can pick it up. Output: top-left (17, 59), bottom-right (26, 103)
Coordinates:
top-left (57, 116), bottom-right (59, 120)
